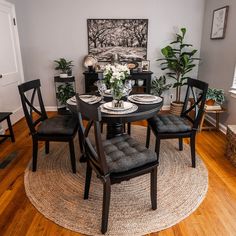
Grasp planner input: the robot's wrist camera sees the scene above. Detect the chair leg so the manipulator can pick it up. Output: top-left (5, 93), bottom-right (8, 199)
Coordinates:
top-left (101, 122), bottom-right (104, 133)
top-left (155, 138), bottom-right (161, 165)
top-left (45, 141), bottom-right (49, 154)
top-left (84, 162), bottom-right (92, 199)
top-left (101, 179), bottom-right (111, 234)
top-left (127, 122), bottom-right (131, 135)
top-left (69, 140), bottom-right (76, 173)
top-left (7, 116), bottom-right (15, 142)
top-left (190, 134), bottom-right (196, 168)
top-left (32, 138), bottom-right (38, 172)
top-left (151, 167), bottom-right (157, 210)
top-left (146, 126), bottom-right (151, 148)
top-left (179, 137), bottom-right (183, 151)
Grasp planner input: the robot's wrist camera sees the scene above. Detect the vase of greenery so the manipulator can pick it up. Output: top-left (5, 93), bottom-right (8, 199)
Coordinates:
top-left (54, 58), bottom-right (73, 78)
top-left (157, 28), bottom-right (200, 115)
top-left (206, 88), bottom-right (225, 105)
top-left (151, 75), bottom-right (172, 97)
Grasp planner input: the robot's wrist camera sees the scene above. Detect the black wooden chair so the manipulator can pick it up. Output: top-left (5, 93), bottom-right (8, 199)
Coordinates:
top-left (76, 95), bottom-right (158, 234)
top-left (18, 79), bottom-right (78, 173)
top-left (146, 78), bottom-right (208, 168)
top-left (0, 112), bottom-right (15, 144)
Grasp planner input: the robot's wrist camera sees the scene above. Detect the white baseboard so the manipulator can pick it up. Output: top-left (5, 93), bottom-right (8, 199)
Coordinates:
top-left (44, 106), bottom-right (57, 111)
top-left (162, 105), bottom-right (170, 110)
top-left (205, 114), bottom-right (227, 134)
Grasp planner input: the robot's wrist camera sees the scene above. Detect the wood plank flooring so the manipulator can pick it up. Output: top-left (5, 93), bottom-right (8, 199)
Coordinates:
top-left (0, 112), bottom-right (236, 236)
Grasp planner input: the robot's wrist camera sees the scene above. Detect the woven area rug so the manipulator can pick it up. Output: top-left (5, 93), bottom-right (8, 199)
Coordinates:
top-left (24, 125), bottom-right (208, 236)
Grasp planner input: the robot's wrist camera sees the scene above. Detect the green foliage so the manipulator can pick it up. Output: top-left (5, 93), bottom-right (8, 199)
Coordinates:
top-left (56, 83), bottom-right (75, 105)
top-left (206, 88), bottom-right (225, 104)
top-left (54, 58), bottom-right (73, 74)
top-left (151, 76), bottom-right (172, 97)
top-left (157, 28), bottom-right (200, 102)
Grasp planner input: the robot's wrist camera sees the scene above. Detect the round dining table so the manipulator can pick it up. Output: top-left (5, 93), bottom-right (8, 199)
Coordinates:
top-left (67, 94), bottom-right (163, 139)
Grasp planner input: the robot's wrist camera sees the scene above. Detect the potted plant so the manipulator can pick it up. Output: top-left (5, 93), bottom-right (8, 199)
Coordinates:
top-left (56, 83), bottom-right (75, 107)
top-left (54, 58), bottom-right (73, 78)
top-left (151, 75), bottom-right (172, 97)
top-left (157, 28), bottom-right (200, 115)
top-left (206, 88), bottom-right (225, 105)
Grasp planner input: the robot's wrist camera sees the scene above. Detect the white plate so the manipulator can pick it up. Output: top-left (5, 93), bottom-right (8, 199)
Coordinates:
top-left (103, 101), bottom-right (133, 111)
top-left (79, 95), bottom-right (97, 102)
top-left (131, 94), bottom-right (159, 102)
top-left (70, 96), bottom-right (76, 102)
top-left (128, 95), bottom-right (162, 104)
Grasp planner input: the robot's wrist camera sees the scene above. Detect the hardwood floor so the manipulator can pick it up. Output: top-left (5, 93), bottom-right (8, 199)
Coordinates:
top-left (1, 112), bottom-right (236, 236)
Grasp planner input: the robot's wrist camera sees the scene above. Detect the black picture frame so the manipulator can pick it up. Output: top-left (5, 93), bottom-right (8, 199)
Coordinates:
top-left (87, 19), bottom-right (148, 62)
top-left (210, 6), bottom-right (229, 40)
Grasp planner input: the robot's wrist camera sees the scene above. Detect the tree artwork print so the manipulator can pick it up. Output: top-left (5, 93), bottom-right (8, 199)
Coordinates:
top-left (87, 19), bottom-right (148, 62)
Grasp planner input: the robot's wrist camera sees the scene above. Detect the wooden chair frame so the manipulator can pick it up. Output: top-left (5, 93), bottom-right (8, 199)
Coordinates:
top-left (76, 95), bottom-right (158, 234)
top-left (18, 79), bottom-right (78, 173)
top-left (146, 78), bottom-right (208, 168)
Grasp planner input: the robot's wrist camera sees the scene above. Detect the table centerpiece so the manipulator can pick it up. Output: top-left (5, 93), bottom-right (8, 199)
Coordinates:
top-left (103, 64), bottom-right (130, 108)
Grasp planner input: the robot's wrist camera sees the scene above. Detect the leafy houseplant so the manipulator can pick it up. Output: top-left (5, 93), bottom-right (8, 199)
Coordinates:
top-left (54, 58), bottom-right (73, 78)
top-left (56, 83), bottom-right (75, 106)
top-left (151, 75), bottom-right (172, 97)
top-left (157, 28), bottom-right (200, 104)
top-left (206, 88), bottom-right (225, 105)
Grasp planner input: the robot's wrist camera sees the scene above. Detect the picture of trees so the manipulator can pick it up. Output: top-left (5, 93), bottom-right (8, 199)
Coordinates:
top-left (87, 19), bottom-right (148, 62)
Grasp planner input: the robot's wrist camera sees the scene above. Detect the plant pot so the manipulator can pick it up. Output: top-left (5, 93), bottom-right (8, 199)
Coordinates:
top-left (170, 101), bottom-right (184, 116)
top-left (206, 99), bottom-right (215, 106)
top-left (59, 73), bottom-right (68, 78)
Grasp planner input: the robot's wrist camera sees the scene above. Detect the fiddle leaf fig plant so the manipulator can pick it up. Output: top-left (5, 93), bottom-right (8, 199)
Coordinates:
top-left (151, 75), bottom-right (172, 97)
top-left (157, 28), bottom-right (200, 103)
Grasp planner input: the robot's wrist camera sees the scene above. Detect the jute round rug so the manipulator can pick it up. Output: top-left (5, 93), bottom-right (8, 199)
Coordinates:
top-left (24, 125), bottom-right (208, 236)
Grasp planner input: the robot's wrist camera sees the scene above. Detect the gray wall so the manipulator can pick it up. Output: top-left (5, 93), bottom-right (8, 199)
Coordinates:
top-left (9, 0), bottom-right (205, 107)
top-left (199, 0), bottom-right (236, 126)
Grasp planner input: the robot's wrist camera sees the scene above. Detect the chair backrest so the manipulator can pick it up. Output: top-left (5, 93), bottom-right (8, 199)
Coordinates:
top-left (181, 78), bottom-right (208, 130)
top-left (18, 79), bottom-right (48, 135)
top-left (76, 94), bottom-right (109, 176)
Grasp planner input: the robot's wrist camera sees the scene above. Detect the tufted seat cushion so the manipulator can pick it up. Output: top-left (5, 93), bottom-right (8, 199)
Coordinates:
top-left (38, 115), bottom-right (77, 136)
top-left (102, 134), bottom-right (157, 173)
top-left (149, 114), bottom-right (192, 133)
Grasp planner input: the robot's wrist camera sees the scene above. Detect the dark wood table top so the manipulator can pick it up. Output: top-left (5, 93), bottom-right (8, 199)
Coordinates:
top-left (67, 94), bottom-right (163, 123)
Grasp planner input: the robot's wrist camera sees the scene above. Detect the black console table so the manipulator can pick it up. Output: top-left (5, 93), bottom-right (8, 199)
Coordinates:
top-left (83, 71), bottom-right (153, 93)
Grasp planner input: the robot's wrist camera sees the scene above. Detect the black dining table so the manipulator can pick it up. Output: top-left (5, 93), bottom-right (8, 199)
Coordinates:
top-left (67, 94), bottom-right (163, 139)
top-left (67, 94), bottom-right (163, 162)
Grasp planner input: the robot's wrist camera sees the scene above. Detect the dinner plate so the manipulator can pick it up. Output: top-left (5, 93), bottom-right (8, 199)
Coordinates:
top-left (131, 94), bottom-right (159, 102)
top-left (79, 95), bottom-right (97, 102)
top-left (103, 101), bottom-right (133, 111)
top-left (70, 96), bottom-right (76, 102)
top-left (128, 94), bottom-right (162, 104)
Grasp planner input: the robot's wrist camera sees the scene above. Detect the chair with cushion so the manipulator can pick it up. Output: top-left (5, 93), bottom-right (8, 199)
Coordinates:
top-left (146, 78), bottom-right (208, 168)
top-left (18, 79), bottom-right (78, 173)
top-left (77, 95), bottom-right (158, 234)
top-left (0, 112), bottom-right (15, 143)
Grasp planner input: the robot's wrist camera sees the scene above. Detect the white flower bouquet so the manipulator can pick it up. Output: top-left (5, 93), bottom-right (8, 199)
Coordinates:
top-left (103, 64), bottom-right (130, 101)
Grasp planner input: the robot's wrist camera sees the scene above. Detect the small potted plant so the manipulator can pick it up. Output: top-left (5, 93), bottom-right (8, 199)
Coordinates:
top-left (206, 88), bottom-right (225, 105)
top-left (54, 58), bottom-right (73, 78)
top-left (56, 83), bottom-right (75, 107)
top-left (151, 75), bottom-right (172, 97)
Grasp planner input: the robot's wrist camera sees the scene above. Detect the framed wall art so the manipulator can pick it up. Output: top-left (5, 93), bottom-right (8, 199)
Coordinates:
top-left (87, 19), bottom-right (148, 62)
top-left (141, 60), bottom-right (150, 71)
top-left (210, 6), bottom-right (229, 39)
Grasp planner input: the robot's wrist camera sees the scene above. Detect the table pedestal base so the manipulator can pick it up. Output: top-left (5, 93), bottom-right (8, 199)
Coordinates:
top-left (107, 123), bottom-right (123, 139)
